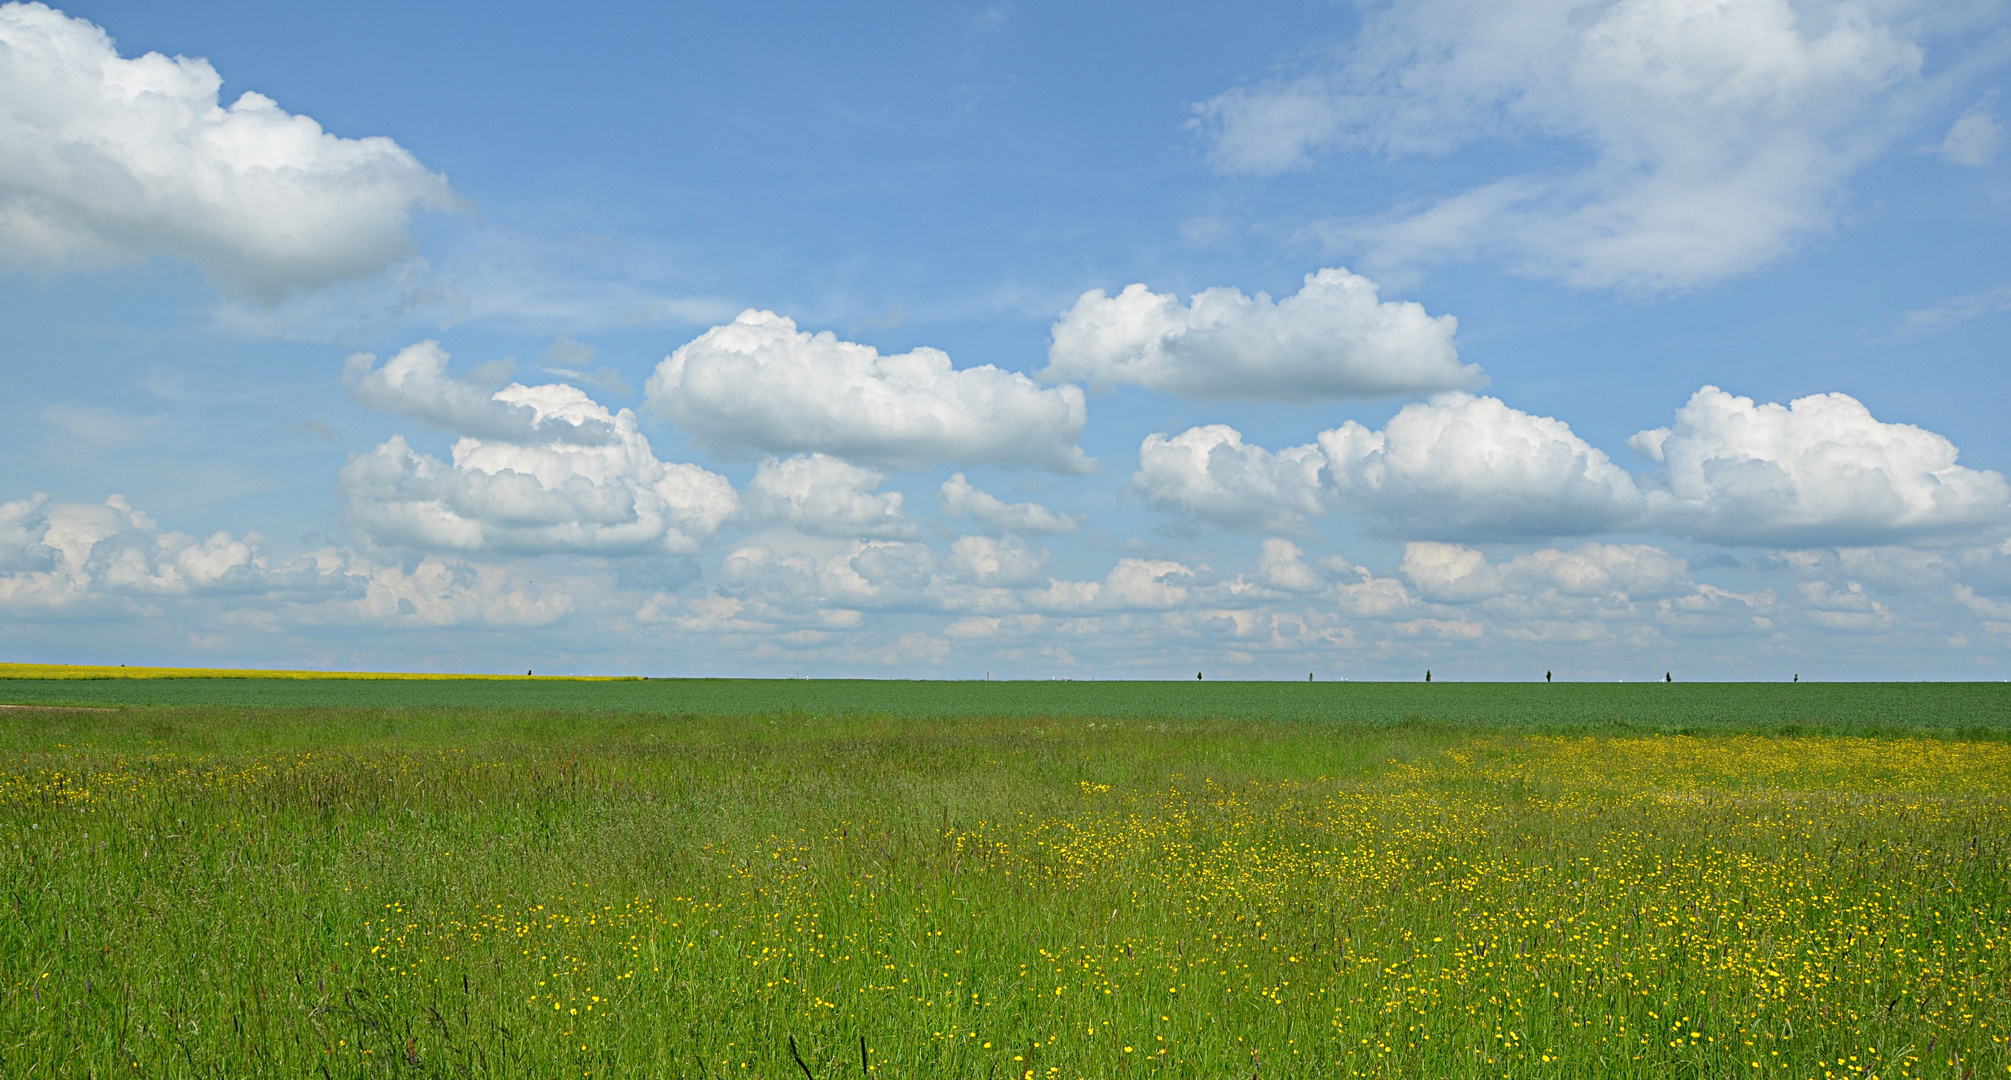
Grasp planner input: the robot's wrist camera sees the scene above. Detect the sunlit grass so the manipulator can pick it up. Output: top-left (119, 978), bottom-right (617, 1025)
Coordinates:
top-left (2, 708), bottom-right (2006, 1077)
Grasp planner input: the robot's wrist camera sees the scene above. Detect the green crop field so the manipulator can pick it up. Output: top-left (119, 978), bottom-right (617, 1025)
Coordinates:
top-left (4, 671), bottom-right (2011, 736)
top-left (3, 682), bottom-right (2009, 1077)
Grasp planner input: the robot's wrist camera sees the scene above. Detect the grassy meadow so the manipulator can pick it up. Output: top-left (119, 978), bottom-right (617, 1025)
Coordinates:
top-left (2, 677), bottom-right (2009, 1077)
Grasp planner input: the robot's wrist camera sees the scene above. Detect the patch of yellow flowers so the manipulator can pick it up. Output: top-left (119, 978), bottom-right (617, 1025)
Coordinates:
top-left (12, 732), bottom-right (2005, 1076)
top-left (322, 735), bottom-right (2011, 1076)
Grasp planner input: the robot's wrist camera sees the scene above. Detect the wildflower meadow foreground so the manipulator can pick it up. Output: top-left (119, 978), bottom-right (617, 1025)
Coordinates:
top-left (3, 698), bottom-right (2009, 1078)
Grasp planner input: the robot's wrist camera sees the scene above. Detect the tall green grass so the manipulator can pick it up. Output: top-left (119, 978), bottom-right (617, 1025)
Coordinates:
top-left (3, 706), bottom-right (2007, 1077)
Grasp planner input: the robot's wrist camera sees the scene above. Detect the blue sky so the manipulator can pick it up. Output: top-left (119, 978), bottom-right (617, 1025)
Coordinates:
top-left (2, 0), bottom-right (2008, 678)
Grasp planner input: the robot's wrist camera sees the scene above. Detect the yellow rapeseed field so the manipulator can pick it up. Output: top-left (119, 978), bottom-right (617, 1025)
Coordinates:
top-left (0, 661), bottom-right (631, 680)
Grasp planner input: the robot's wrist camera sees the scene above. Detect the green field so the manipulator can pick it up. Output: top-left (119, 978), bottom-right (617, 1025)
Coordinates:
top-left (3, 683), bottom-right (2009, 1077)
top-left (4, 676), bottom-right (2011, 736)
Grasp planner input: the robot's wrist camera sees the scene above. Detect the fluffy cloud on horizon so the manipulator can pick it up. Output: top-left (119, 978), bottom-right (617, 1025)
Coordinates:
top-left (647, 310), bottom-right (1094, 473)
top-left (18, 312), bottom-right (2001, 676)
top-left (340, 354), bottom-right (737, 556)
top-left (1634, 387), bottom-right (2011, 546)
top-left (1042, 268), bottom-right (1480, 400)
top-left (1135, 393), bottom-right (1642, 539)
top-left (1400, 540), bottom-right (1692, 603)
top-left (0, 491), bottom-right (572, 631)
top-left (0, 492), bottom-right (299, 612)
top-left (1135, 387), bottom-right (2010, 547)
top-left (740, 455), bottom-right (914, 539)
top-left (0, 2), bottom-right (454, 295)
top-left (8, 480), bottom-right (2011, 677)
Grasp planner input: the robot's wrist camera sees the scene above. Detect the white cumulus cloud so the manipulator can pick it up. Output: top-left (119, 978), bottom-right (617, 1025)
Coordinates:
top-left (1194, 0), bottom-right (1976, 291)
top-left (1043, 268), bottom-right (1479, 400)
top-left (1402, 540), bottom-right (1690, 602)
top-left (0, 491), bottom-right (582, 631)
top-left (1137, 394), bottom-right (1642, 539)
top-left (341, 363), bottom-right (736, 555)
top-left (1632, 386), bottom-right (2011, 545)
top-left (938, 473), bottom-right (1080, 535)
top-left (0, 492), bottom-right (336, 612)
top-left (1139, 387), bottom-right (2007, 548)
top-left (947, 534), bottom-right (1049, 587)
top-left (1321, 393), bottom-right (1646, 538)
top-left (716, 538), bottom-right (944, 618)
top-left (647, 309), bottom-right (1092, 472)
top-left (1099, 559), bottom-right (1198, 612)
top-left (0, 2), bottom-right (454, 294)
top-left (325, 554), bottom-right (574, 629)
top-left (1134, 424), bottom-right (1331, 533)
top-left (344, 342), bottom-right (617, 444)
top-left (1251, 538), bottom-right (1328, 594)
top-left (742, 455), bottom-right (913, 539)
